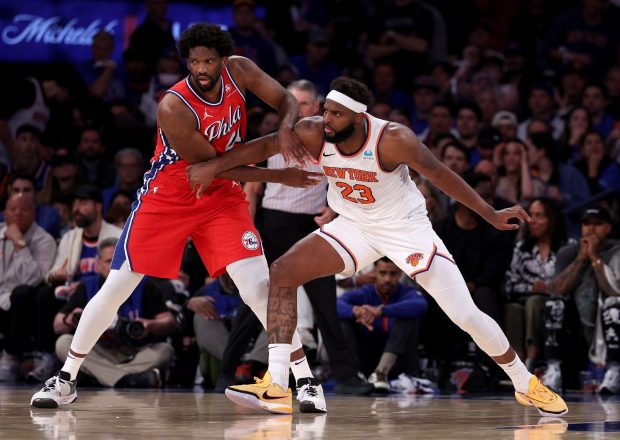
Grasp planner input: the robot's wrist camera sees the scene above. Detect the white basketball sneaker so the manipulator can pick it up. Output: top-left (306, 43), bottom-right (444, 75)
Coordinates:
top-left (296, 378), bottom-right (327, 413)
top-left (31, 371), bottom-right (77, 408)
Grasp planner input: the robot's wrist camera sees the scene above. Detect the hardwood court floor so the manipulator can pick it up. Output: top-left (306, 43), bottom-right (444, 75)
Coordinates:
top-left (1, 386), bottom-right (619, 439)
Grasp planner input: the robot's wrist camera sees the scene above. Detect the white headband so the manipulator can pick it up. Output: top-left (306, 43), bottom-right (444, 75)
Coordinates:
top-left (325, 90), bottom-right (367, 113)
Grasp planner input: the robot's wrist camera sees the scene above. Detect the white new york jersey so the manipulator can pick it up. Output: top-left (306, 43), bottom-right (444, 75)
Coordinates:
top-left (319, 113), bottom-right (427, 224)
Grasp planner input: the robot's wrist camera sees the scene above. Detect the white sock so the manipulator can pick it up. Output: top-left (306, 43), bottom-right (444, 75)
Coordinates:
top-left (290, 356), bottom-right (313, 383)
top-left (268, 343), bottom-right (292, 389)
top-left (62, 352), bottom-right (84, 381)
top-left (499, 355), bottom-right (534, 393)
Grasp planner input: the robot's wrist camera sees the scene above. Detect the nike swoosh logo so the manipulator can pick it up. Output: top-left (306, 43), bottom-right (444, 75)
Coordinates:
top-left (322, 153), bottom-right (335, 157)
top-left (294, 359), bottom-right (305, 365)
top-left (263, 391), bottom-right (287, 400)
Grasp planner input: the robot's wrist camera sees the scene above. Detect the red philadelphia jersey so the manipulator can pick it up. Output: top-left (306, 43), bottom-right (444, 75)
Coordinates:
top-left (152, 66), bottom-right (247, 186)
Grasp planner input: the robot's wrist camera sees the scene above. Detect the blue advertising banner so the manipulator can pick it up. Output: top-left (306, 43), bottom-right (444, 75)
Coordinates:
top-left (0, 0), bottom-right (247, 63)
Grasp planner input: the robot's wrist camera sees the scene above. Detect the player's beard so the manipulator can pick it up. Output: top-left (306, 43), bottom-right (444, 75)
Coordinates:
top-left (193, 72), bottom-right (220, 92)
top-left (323, 122), bottom-right (355, 144)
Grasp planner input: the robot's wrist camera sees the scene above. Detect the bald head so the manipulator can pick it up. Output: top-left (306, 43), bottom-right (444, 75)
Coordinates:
top-left (4, 193), bottom-right (36, 233)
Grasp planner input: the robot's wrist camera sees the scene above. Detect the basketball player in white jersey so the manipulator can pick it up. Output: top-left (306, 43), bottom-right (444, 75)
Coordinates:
top-left (186, 77), bottom-right (568, 417)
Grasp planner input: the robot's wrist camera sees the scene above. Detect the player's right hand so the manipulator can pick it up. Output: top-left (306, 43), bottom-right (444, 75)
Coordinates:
top-left (277, 167), bottom-right (324, 188)
top-left (186, 162), bottom-right (217, 198)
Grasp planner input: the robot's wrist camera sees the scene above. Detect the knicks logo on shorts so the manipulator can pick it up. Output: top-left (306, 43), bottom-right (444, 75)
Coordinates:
top-left (242, 231), bottom-right (259, 250)
top-left (406, 253), bottom-right (424, 267)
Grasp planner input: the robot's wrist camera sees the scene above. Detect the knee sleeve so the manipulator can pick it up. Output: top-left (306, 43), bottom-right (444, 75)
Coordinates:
top-left (227, 256), bottom-right (302, 351)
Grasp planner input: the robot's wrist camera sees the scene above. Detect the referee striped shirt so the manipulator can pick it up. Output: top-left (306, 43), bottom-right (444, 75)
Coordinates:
top-left (262, 154), bottom-right (328, 214)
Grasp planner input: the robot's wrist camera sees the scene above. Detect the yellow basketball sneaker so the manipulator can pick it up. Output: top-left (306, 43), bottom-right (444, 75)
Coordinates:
top-left (225, 372), bottom-right (293, 414)
top-left (514, 376), bottom-right (568, 417)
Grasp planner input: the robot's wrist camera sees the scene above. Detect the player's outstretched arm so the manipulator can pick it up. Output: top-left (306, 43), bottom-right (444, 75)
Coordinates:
top-left (186, 118), bottom-right (324, 197)
top-left (381, 124), bottom-right (530, 230)
top-left (230, 56), bottom-right (313, 166)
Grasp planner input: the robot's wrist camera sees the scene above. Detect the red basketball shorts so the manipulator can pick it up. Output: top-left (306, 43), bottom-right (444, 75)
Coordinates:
top-left (111, 175), bottom-right (262, 279)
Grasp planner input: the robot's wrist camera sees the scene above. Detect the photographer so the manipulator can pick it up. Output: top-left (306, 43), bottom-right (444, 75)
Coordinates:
top-left (53, 238), bottom-right (176, 388)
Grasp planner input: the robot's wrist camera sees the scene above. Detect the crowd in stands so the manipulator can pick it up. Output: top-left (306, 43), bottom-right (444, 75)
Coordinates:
top-left (0, 0), bottom-right (619, 395)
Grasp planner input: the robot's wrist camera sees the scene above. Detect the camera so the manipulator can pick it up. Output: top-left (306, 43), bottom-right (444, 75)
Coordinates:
top-left (109, 314), bottom-right (146, 340)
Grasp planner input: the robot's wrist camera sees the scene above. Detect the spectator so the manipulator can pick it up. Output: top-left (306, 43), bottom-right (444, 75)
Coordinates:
top-left (476, 126), bottom-right (502, 163)
top-left (0, 173), bottom-right (60, 239)
top-left (527, 132), bottom-right (591, 208)
top-left (371, 62), bottom-right (411, 112)
top-left (441, 140), bottom-right (470, 177)
top-left (32, 185), bottom-right (122, 376)
top-left (546, 206), bottom-right (620, 392)
top-left (75, 128), bottom-right (116, 189)
top-left (229, 0), bottom-right (278, 76)
top-left (54, 238), bottom-right (176, 387)
top-left (10, 125), bottom-right (50, 191)
top-left (289, 29), bottom-right (340, 95)
top-left (0, 194), bottom-right (56, 381)
top-left (555, 65), bottom-right (588, 117)
top-left (410, 75), bottom-right (439, 136)
top-left (545, 0), bottom-right (618, 80)
top-left (574, 131), bottom-right (620, 195)
top-left (517, 84), bottom-right (564, 141)
top-left (128, 0), bottom-right (176, 74)
top-left (76, 31), bottom-right (126, 102)
top-left (491, 111), bottom-right (519, 141)
top-left (104, 191), bottom-right (134, 229)
top-left (337, 257), bottom-right (427, 391)
top-left (0, 76), bottom-right (49, 168)
top-left (604, 65), bottom-right (620, 118)
top-left (494, 138), bottom-right (534, 205)
top-left (139, 49), bottom-right (184, 127)
top-left (581, 82), bottom-right (615, 139)
top-left (367, 0), bottom-right (434, 85)
top-left (419, 102), bottom-right (456, 152)
top-left (455, 103), bottom-right (482, 160)
top-left (503, 198), bottom-right (572, 371)
top-left (39, 151), bottom-right (82, 205)
top-left (102, 148), bottom-right (144, 213)
top-left (558, 106), bottom-right (592, 164)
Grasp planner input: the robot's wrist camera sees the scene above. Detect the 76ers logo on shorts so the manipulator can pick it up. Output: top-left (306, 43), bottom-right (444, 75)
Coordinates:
top-left (406, 252), bottom-right (424, 267)
top-left (242, 231), bottom-right (259, 250)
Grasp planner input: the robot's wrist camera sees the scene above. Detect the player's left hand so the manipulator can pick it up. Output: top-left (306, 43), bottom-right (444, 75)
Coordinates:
top-left (487, 205), bottom-right (530, 230)
top-left (186, 162), bottom-right (217, 198)
top-left (278, 126), bottom-right (313, 167)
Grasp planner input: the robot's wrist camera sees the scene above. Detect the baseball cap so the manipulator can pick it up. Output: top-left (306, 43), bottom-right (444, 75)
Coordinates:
top-left (74, 184), bottom-right (103, 204)
top-left (413, 75), bottom-right (438, 93)
top-left (580, 206), bottom-right (612, 224)
top-left (491, 110), bottom-right (518, 128)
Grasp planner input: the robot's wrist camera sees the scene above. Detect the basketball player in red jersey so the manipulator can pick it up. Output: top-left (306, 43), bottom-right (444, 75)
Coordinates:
top-left (31, 23), bottom-right (327, 413)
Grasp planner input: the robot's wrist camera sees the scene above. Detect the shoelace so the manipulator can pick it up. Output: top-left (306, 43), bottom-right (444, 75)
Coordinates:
top-left (304, 385), bottom-right (318, 397)
top-left (42, 376), bottom-right (61, 393)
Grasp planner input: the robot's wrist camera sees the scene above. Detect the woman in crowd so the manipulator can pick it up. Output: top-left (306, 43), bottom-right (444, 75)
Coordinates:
top-left (503, 197), bottom-right (572, 370)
